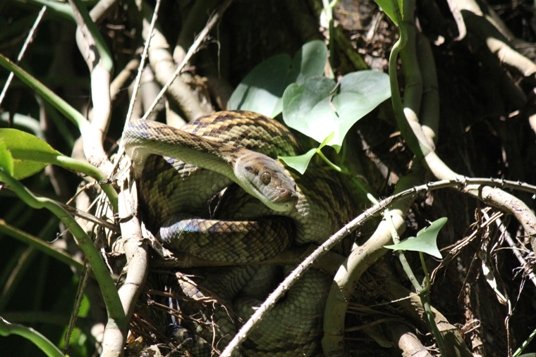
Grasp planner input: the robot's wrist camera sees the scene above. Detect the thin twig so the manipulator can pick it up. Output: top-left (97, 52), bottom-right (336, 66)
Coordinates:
top-left (109, 0), bottom-right (161, 179)
top-left (141, 0), bottom-right (233, 120)
top-left (488, 212), bottom-right (536, 288)
top-left (0, 6), bottom-right (47, 107)
top-left (125, 0), bottom-right (161, 124)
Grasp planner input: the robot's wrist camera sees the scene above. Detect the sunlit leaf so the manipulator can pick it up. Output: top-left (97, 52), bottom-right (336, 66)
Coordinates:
top-left (293, 40), bottom-right (327, 84)
top-left (228, 40), bottom-right (327, 117)
top-left (0, 141), bottom-right (14, 176)
top-left (229, 44), bottom-right (390, 175)
top-left (282, 76), bottom-right (337, 144)
top-left (282, 70), bottom-right (390, 151)
top-left (228, 54), bottom-right (295, 117)
top-left (385, 217), bottom-right (447, 259)
top-left (331, 70), bottom-right (391, 146)
top-left (0, 128), bottom-right (61, 179)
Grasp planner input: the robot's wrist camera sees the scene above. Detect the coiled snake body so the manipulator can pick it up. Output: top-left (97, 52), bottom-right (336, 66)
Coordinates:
top-left (124, 111), bottom-right (355, 355)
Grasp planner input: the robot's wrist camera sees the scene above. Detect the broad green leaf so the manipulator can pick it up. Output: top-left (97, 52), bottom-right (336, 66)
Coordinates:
top-left (293, 40), bottom-right (327, 84)
top-left (0, 141), bottom-right (14, 175)
top-left (331, 71), bottom-right (391, 146)
top-left (0, 128), bottom-right (116, 208)
top-left (0, 128), bottom-right (61, 179)
top-left (339, 71), bottom-right (391, 103)
top-left (228, 40), bottom-right (328, 117)
top-left (385, 217), bottom-right (447, 259)
top-left (228, 54), bottom-right (295, 117)
top-left (282, 76), bottom-right (337, 145)
top-left (282, 70), bottom-right (390, 151)
top-left (375, 0), bottom-right (401, 25)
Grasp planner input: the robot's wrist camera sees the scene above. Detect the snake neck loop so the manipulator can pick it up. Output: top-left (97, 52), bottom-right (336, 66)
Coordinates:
top-left (123, 119), bottom-right (298, 213)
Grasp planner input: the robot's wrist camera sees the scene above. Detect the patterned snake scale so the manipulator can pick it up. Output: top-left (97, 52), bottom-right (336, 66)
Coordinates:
top-left (123, 111), bottom-right (356, 356)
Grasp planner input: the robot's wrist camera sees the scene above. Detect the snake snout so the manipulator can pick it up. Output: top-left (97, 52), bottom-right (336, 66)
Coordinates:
top-left (274, 184), bottom-right (298, 203)
top-left (234, 151), bottom-right (298, 212)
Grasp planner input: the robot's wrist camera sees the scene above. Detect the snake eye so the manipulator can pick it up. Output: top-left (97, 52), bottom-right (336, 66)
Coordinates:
top-left (260, 171), bottom-right (271, 185)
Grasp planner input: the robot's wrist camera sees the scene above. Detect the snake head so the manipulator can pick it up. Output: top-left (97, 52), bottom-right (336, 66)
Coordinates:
top-left (234, 151), bottom-right (298, 212)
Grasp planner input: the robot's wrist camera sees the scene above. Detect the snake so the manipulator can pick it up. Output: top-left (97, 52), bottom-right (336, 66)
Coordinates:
top-left (123, 110), bottom-right (355, 355)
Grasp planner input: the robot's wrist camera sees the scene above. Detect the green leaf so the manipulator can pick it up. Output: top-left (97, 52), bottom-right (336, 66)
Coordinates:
top-left (374, 0), bottom-right (401, 25)
top-left (228, 54), bottom-right (295, 117)
top-left (331, 70), bottom-right (391, 145)
top-left (282, 76), bottom-right (337, 147)
top-left (282, 70), bottom-right (390, 150)
top-left (78, 294), bottom-right (91, 318)
top-left (228, 40), bottom-right (328, 117)
top-left (385, 217), bottom-right (447, 259)
top-left (0, 128), bottom-right (118, 209)
top-left (293, 40), bottom-right (327, 84)
top-left (279, 148), bottom-right (317, 175)
top-left (0, 141), bottom-right (14, 176)
top-left (279, 132), bottom-right (338, 174)
top-left (0, 128), bottom-right (61, 179)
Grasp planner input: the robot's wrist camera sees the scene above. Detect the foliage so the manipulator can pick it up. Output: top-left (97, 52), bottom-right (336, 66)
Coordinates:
top-left (230, 40), bottom-right (390, 173)
top-left (385, 217), bottom-right (446, 259)
top-left (0, 0), bottom-right (535, 356)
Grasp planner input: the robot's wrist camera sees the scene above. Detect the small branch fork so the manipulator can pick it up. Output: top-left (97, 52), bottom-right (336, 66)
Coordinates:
top-left (221, 177), bottom-right (536, 356)
top-left (140, 0), bottom-right (233, 121)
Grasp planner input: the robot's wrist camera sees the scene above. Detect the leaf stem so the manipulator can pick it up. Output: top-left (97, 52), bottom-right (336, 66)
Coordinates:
top-left (0, 317), bottom-right (63, 357)
top-left (0, 55), bottom-right (87, 129)
top-left (0, 219), bottom-right (83, 271)
top-left (10, 151), bottom-right (118, 211)
top-left (316, 148), bottom-right (342, 172)
top-left (0, 168), bottom-right (126, 332)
